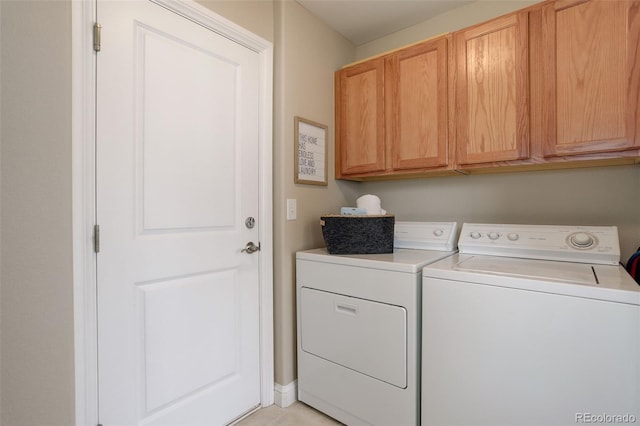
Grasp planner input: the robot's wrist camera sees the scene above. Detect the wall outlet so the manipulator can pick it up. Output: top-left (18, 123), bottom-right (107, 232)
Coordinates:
top-left (287, 199), bottom-right (297, 221)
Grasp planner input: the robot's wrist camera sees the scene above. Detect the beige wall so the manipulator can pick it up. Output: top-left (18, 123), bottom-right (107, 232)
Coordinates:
top-left (356, 0), bottom-right (539, 60)
top-left (0, 1), bottom-right (76, 425)
top-left (3, 1), bottom-right (635, 423)
top-left (188, 0), bottom-right (361, 394)
top-left (272, 0), bottom-right (359, 386)
top-left (195, 0), bottom-right (275, 42)
top-left (201, 0), bottom-right (361, 389)
top-left (361, 166), bottom-right (640, 260)
top-left (198, 0), bottom-right (360, 389)
top-left (0, 1), bottom-right (354, 422)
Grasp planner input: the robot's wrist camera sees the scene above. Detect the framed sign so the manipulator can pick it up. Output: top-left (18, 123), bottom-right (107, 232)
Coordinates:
top-left (295, 116), bottom-right (328, 185)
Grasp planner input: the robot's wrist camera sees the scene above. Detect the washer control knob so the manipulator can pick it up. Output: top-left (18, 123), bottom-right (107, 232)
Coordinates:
top-left (433, 229), bottom-right (444, 237)
top-left (470, 231), bottom-right (482, 239)
top-left (488, 232), bottom-right (500, 240)
top-left (507, 233), bottom-right (520, 241)
top-left (569, 232), bottom-right (595, 248)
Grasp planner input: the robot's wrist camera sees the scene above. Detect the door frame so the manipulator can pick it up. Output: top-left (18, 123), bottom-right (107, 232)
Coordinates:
top-left (71, 1), bottom-right (274, 424)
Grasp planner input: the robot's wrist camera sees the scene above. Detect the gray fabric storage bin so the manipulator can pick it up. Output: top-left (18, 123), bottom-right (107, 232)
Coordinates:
top-left (320, 214), bottom-right (394, 254)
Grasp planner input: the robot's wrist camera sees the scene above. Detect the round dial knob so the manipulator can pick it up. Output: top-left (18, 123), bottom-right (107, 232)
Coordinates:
top-left (488, 232), bottom-right (500, 240)
top-left (569, 232), bottom-right (595, 249)
top-left (470, 231), bottom-right (481, 239)
top-left (507, 233), bottom-right (519, 241)
top-left (433, 229), bottom-right (444, 237)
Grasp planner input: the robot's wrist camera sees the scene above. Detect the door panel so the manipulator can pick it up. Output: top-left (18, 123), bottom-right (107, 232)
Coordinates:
top-left (141, 271), bottom-right (238, 412)
top-left (300, 287), bottom-right (408, 388)
top-left (96, 1), bottom-right (261, 424)
top-left (138, 25), bottom-right (237, 231)
top-left (387, 37), bottom-right (449, 170)
top-left (541, 0), bottom-right (640, 156)
top-left (455, 12), bottom-right (530, 165)
top-left (335, 59), bottom-right (386, 176)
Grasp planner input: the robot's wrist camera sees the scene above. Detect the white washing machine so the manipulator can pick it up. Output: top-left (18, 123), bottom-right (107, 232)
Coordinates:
top-left (422, 223), bottom-right (640, 426)
top-left (296, 221), bottom-right (459, 426)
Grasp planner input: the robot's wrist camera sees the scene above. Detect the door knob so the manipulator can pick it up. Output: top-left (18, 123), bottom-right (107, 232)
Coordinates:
top-left (241, 241), bottom-right (261, 254)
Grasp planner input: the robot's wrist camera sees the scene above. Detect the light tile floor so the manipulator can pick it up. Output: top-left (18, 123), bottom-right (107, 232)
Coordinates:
top-left (236, 402), bottom-right (343, 426)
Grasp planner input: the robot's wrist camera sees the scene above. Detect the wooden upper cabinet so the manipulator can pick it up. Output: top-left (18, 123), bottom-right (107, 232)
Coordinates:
top-left (540, 0), bottom-right (640, 157)
top-left (386, 37), bottom-right (449, 171)
top-left (335, 0), bottom-right (639, 181)
top-left (454, 11), bottom-right (530, 166)
top-left (335, 58), bottom-right (385, 177)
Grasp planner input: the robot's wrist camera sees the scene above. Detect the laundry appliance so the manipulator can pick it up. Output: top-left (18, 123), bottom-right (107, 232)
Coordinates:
top-left (421, 223), bottom-right (640, 426)
top-left (296, 221), bottom-right (458, 426)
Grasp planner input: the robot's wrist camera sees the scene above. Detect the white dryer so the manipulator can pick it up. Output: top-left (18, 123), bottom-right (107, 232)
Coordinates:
top-left (296, 221), bottom-right (458, 426)
top-left (422, 223), bottom-right (640, 426)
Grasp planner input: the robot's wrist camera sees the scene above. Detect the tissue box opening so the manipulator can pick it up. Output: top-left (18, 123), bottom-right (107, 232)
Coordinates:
top-left (320, 214), bottom-right (394, 254)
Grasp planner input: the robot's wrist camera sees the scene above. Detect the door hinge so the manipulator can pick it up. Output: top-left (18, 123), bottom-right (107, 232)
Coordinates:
top-left (93, 23), bottom-right (102, 52)
top-left (94, 224), bottom-right (100, 253)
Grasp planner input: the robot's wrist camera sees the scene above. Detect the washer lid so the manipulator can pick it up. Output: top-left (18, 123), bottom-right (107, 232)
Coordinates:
top-left (423, 254), bottom-right (640, 305)
top-left (296, 248), bottom-right (456, 273)
top-left (454, 256), bottom-right (598, 285)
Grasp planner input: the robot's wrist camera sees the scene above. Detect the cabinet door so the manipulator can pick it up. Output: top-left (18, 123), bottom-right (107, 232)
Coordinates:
top-left (386, 37), bottom-right (449, 171)
top-left (541, 0), bottom-right (640, 157)
top-left (455, 12), bottom-right (530, 165)
top-left (335, 59), bottom-right (385, 177)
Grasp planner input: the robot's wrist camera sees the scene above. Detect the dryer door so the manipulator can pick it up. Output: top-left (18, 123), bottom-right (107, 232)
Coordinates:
top-left (300, 287), bottom-right (407, 388)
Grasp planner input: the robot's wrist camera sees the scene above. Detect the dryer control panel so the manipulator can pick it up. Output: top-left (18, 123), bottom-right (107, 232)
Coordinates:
top-left (458, 223), bottom-right (620, 265)
top-left (394, 221), bottom-right (458, 251)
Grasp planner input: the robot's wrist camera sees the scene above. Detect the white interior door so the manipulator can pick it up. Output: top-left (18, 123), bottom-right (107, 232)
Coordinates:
top-left (96, 1), bottom-right (262, 424)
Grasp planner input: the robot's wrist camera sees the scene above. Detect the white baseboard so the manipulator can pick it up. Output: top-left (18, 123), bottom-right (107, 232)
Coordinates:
top-left (274, 380), bottom-right (297, 408)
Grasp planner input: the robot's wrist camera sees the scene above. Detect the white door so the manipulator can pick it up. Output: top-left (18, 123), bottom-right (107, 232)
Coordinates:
top-left (96, 1), bottom-right (262, 424)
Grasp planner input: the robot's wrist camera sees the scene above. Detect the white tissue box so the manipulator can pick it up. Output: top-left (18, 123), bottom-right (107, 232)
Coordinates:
top-left (340, 207), bottom-right (368, 215)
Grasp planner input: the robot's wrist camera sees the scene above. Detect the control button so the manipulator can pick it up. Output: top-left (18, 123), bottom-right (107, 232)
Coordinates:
top-left (507, 233), bottom-right (519, 241)
top-left (470, 231), bottom-right (481, 239)
top-left (568, 232), bottom-right (595, 249)
top-left (488, 232), bottom-right (500, 240)
top-left (433, 229), bottom-right (444, 237)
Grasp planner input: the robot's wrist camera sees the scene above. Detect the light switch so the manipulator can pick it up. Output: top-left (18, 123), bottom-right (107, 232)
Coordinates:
top-left (287, 199), bottom-right (297, 221)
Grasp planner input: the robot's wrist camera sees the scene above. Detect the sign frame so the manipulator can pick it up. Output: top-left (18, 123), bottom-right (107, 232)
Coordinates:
top-left (294, 116), bottom-right (328, 186)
